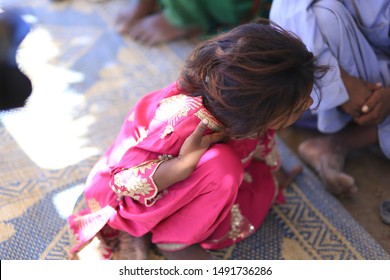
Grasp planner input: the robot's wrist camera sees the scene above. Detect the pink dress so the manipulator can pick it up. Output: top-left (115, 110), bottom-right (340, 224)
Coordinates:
top-left (68, 82), bottom-right (284, 255)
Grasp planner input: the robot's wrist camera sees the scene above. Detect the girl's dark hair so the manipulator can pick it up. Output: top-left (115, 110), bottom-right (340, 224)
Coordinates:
top-left (180, 18), bottom-right (329, 137)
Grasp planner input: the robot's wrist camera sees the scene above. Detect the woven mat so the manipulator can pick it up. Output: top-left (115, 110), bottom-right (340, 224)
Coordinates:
top-left (1, 0), bottom-right (389, 260)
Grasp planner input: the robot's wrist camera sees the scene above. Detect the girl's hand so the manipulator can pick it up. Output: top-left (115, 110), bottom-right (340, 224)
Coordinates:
top-left (178, 119), bottom-right (225, 171)
top-left (153, 119), bottom-right (225, 191)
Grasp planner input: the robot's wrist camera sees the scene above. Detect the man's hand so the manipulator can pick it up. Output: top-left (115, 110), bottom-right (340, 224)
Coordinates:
top-left (339, 68), bottom-right (372, 118)
top-left (355, 86), bottom-right (390, 126)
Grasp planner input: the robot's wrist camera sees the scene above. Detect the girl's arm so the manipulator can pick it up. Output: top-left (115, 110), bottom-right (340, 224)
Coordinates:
top-left (153, 119), bottom-right (225, 191)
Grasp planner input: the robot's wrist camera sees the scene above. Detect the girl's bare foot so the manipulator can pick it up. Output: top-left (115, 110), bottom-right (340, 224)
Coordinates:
top-left (298, 137), bottom-right (358, 197)
top-left (115, 0), bottom-right (157, 34)
top-left (128, 13), bottom-right (200, 45)
top-left (160, 244), bottom-right (217, 260)
top-left (114, 231), bottom-right (151, 260)
top-left (69, 234), bottom-right (112, 260)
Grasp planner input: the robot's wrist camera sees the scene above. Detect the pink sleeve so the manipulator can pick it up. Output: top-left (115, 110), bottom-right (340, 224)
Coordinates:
top-left (109, 155), bottom-right (172, 207)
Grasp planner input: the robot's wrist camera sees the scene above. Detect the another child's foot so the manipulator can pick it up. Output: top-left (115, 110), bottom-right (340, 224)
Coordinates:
top-left (115, 0), bottom-right (156, 34)
top-left (128, 13), bottom-right (200, 45)
top-left (114, 231), bottom-right (150, 260)
top-left (298, 137), bottom-right (357, 197)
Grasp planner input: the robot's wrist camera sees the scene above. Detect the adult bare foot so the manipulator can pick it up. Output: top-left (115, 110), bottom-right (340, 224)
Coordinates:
top-left (114, 231), bottom-right (150, 260)
top-left (298, 137), bottom-right (358, 197)
top-left (115, 0), bottom-right (156, 35)
top-left (129, 13), bottom-right (200, 45)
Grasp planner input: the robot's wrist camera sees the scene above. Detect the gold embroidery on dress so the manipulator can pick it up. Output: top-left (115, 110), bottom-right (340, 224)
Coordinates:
top-left (254, 142), bottom-right (266, 160)
top-left (112, 156), bottom-right (172, 202)
top-left (228, 204), bottom-right (255, 241)
top-left (264, 138), bottom-right (280, 168)
top-left (135, 127), bottom-right (148, 144)
top-left (159, 95), bottom-right (217, 138)
top-left (241, 150), bottom-right (255, 164)
top-left (208, 204), bottom-right (255, 244)
top-left (87, 198), bottom-right (102, 213)
top-left (253, 135), bottom-right (280, 168)
top-left (195, 109), bottom-right (223, 132)
top-left (161, 125), bottom-right (174, 139)
top-left (159, 94), bottom-right (202, 126)
top-left (131, 160), bottom-right (157, 176)
top-left (243, 171), bottom-right (253, 183)
top-left (113, 171), bottom-right (153, 201)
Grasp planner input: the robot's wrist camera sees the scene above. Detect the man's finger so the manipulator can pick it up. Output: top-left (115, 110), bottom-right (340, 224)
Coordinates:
top-left (361, 104), bottom-right (369, 113)
top-left (360, 90), bottom-right (381, 116)
top-left (355, 109), bottom-right (381, 125)
top-left (367, 82), bottom-right (382, 91)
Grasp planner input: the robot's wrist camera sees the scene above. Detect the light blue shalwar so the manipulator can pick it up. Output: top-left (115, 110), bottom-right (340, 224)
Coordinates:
top-left (270, 0), bottom-right (390, 158)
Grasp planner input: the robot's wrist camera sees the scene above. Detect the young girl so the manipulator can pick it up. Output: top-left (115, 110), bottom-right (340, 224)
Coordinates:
top-left (68, 19), bottom-right (328, 260)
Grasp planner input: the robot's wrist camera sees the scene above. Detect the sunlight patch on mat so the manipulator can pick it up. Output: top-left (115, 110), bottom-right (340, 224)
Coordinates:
top-left (52, 184), bottom-right (84, 219)
top-left (1, 25), bottom-right (101, 169)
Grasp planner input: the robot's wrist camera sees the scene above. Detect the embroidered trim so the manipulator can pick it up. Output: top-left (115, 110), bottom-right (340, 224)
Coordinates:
top-left (253, 132), bottom-right (280, 169)
top-left (195, 108), bottom-right (224, 132)
top-left (243, 171), bottom-right (253, 183)
top-left (241, 150), bottom-right (255, 164)
top-left (208, 204), bottom-right (255, 244)
top-left (264, 137), bottom-right (280, 169)
top-left (87, 198), bottom-right (102, 213)
top-left (161, 125), bottom-right (174, 139)
top-left (158, 95), bottom-right (203, 136)
top-left (228, 204), bottom-right (255, 241)
top-left (113, 169), bottom-right (155, 201)
top-left (158, 94), bottom-right (224, 138)
top-left (110, 155), bottom-right (173, 206)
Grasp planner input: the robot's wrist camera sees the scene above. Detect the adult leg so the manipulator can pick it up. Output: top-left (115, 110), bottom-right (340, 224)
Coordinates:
top-left (115, 0), bottom-right (157, 35)
top-left (127, 0), bottom-right (206, 45)
top-left (297, 0), bottom-right (382, 196)
top-left (127, 13), bottom-right (196, 45)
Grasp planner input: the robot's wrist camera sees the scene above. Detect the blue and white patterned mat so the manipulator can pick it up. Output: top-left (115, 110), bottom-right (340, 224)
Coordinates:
top-left (0, 0), bottom-right (389, 260)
